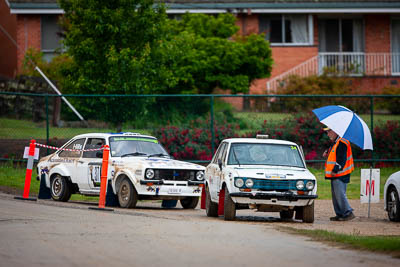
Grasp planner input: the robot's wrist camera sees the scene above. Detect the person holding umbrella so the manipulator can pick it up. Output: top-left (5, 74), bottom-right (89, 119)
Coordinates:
top-left (313, 105), bottom-right (373, 222)
top-left (323, 127), bottom-right (355, 221)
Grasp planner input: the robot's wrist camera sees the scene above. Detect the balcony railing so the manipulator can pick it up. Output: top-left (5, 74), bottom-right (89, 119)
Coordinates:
top-left (266, 52), bottom-right (400, 93)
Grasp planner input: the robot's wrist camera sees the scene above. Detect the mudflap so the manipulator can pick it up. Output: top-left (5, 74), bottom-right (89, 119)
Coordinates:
top-left (38, 174), bottom-right (51, 199)
top-left (105, 180), bottom-right (119, 207)
top-left (218, 188), bottom-right (225, 216)
top-left (200, 186), bottom-right (206, 209)
top-left (295, 206), bottom-right (303, 220)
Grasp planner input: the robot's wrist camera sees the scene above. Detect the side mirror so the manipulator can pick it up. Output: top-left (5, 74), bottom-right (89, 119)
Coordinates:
top-left (96, 151), bottom-right (103, 158)
top-left (218, 159), bottom-right (223, 170)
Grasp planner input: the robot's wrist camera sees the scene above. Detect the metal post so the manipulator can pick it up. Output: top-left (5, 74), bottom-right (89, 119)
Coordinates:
top-left (35, 66), bottom-right (86, 123)
top-left (370, 96), bottom-right (374, 164)
top-left (45, 94), bottom-right (49, 155)
top-left (210, 96), bottom-right (215, 155)
top-left (368, 96), bottom-right (375, 218)
top-left (368, 167), bottom-right (372, 218)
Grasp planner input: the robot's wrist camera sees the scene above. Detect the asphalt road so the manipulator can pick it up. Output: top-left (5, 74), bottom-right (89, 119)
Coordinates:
top-left (0, 193), bottom-right (399, 267)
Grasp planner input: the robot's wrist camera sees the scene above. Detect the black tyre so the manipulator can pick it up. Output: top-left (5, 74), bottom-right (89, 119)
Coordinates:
top-left (302, 202), bottom-right (315, 223)
top-left (205, 186), bottom-right (218, 217)
top-left (387, 187), bottom-right (400, 222)
top-left (280, 210), bottom-right (294, 220)
top-left (223, 187), bottom-right (236, 221)
top-left (50, 174), bottom-right (71, 202)
top-left (180, 197), bottom-right (199, 209)
top-left (118, 178), bottom-right (138, 208)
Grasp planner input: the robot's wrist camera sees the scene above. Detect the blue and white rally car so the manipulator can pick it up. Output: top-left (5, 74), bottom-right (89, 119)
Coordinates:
top-left (37, 132), bottom-right (205, 209)
top-left (204, 135), bottom-right (317, 222)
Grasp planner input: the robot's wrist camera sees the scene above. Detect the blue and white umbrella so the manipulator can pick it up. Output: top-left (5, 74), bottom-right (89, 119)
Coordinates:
top-left (312, 105), bottom-right (373, 150)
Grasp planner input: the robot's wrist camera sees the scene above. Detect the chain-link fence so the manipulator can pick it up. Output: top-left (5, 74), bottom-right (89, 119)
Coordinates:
top-left (1, 92), bottom-right (400, 166)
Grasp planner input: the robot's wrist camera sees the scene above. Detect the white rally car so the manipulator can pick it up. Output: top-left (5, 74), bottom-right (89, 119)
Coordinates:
top-left (37, 132), bottom-right (205, 209)
top-left (384, 170), bottom-right (400, 222)
top-left (204, 135), bottom-right (317, 222)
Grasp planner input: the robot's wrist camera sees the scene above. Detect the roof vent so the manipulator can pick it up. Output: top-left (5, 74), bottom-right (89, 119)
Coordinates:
top-left (256, 134), bottom-right (269, 139)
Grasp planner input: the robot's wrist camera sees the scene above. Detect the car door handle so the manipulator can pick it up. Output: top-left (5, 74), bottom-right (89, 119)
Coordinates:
top-left (78, 160), bottom-right (84, 164)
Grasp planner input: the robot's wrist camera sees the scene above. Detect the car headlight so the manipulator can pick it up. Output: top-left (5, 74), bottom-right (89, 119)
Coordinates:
top-left (235, 178), bottom-right (244, 188)
top-left (296, 180), bottom-right (305, 190)
top-left (196, 171), bottom-right (204, 181)
top-left (306, 181), bottom-right (315, 190)
top-left (145, 169), bottom-right (154, 179)
top-left (245, 178), bottom-right (254, 188)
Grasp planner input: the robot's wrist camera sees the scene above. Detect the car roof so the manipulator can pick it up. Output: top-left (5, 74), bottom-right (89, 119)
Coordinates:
top-left (222, 138), bottom-right (298, 146)
top-left (72, 132), bottom-right (157, 140)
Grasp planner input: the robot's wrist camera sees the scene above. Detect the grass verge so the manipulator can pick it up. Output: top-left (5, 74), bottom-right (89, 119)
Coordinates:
top-left (0, 162), bottom-right (98, 202)
top-left (280, 226), bottom-right (400, 258)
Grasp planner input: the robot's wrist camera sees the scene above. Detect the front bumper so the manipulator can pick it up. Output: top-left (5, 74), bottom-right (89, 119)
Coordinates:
top-left (230, 192), bottom-right (317, 201)
top-left (137, 179), bottom-right (204, 197)
top-left (139, 179), bottom-right (204, 186)
top-left (230, 192), bottom-right (317, 206)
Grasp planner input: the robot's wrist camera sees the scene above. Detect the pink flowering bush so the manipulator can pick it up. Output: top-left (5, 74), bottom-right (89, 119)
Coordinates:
top-left (153, 118), bottom-right (239, 160)
top-left (153, 113), bottom-right (400, 163)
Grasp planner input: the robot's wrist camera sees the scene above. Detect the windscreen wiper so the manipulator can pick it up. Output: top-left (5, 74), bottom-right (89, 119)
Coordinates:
top-left (147, 153), bottom-right (169, 158)
top-left (232, 147), bottom-right (241, 167)
top-left (121, 152), bottom-right (147, 157)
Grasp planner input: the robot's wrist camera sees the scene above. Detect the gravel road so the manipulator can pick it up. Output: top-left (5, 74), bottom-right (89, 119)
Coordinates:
top-left (0, 192), bottom-right (399, 267)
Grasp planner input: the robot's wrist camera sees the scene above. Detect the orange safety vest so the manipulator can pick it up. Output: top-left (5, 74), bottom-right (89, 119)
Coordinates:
top-left (325, 138), bottom-right (354, 178)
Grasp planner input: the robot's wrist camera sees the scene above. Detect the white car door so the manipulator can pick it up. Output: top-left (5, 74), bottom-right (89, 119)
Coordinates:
top-left (75, 138), bottom-right (105, 192)
top-left (210, 142), bottom-right (228, 201)
top-left (56, 138), bottom-right (86, 188)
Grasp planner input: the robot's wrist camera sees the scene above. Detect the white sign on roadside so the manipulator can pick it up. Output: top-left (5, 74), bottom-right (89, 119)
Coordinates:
top-left (23, 147), bottom-right (40, 160)
top-left (360, 168), bottom-right (380, 204)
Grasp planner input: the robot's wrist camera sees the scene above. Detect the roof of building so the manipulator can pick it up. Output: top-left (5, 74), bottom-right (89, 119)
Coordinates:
top-left (7, 0), bottom-right (400, 14)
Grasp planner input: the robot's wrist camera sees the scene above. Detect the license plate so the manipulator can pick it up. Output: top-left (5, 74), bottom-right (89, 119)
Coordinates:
top-left (168, 188), bottom-right (182, 194)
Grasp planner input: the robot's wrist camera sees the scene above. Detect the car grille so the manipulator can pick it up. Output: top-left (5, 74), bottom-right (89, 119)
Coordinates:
top-left (253, 179), bottom-right (297, 190)
top-left (153, 169), bottom-right (195, 181)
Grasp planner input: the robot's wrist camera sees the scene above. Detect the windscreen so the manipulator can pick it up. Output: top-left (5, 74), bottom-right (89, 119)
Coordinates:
top-left (227, 143), bottom-right (304, 168)
top-left (109, 137), bottom-right (169, 158)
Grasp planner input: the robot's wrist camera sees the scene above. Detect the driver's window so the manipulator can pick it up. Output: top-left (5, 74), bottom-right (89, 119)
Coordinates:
top-left (212, 143), bottom-right (225, 164)
top-left (216, 143), bottom-right (226, 164)
top-left (82, 138), bottom-right (105, 158)
top-left (59, 138), bottom-right (85, 158)
top-left (220, 143), bottom-right (228, 165)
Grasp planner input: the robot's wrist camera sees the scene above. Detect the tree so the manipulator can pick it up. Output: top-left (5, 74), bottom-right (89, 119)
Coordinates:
top-left (59, 0), bottom-right (168, 130)
top-left (146, 13), bottom-right (273, 121)
top-left (159, 13), bottom-right (273, 94)
top-left (58, 2), bottom-right (273, 128)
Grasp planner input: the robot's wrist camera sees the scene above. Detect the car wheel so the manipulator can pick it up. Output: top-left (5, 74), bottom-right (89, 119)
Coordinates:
top-left (280, 210), bottom-right (294, 220)
top-left (223, 187), bottom-right (236, 221)
top-left (205, 186), bottom-right (218, 217)
top-left (50, 174), bottom-right (71, 202)
top-left (180, 197), bottom-right (199, 209)
top-left (118, 178), bottom-right (138, 208)
top-left (387, 187), bottom-right (400, 222)
top-left (302, 202), bottom-right (314, 223)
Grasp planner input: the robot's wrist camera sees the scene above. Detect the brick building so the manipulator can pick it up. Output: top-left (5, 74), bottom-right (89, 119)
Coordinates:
top-left (1, 0), bottom-right (400, 98)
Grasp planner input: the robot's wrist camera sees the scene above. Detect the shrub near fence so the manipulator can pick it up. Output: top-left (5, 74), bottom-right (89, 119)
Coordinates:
top-left (1, 92), bottom-right (400, 165)
top-left (154, 118), bottom-right (239, 160)
top-left (153, 112), bottom-right (400, 164)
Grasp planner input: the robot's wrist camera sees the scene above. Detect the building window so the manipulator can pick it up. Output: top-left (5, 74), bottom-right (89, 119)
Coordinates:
top-left (318, 17), bottom-right (364, 75)
top-left (392, 19), bottom-right (400, 74)
top-left (41, 15), bottom-right (63, 62)
top-left (318, 18), bottom-right (364, 53)
top-left (259, 14), bottom-right (312, 45)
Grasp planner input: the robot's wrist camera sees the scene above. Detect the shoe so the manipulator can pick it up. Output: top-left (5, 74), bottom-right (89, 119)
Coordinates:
top-left (338, 212), bottom-right (355, 221)
top-left (330, 215), bottom-right (341, 221)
